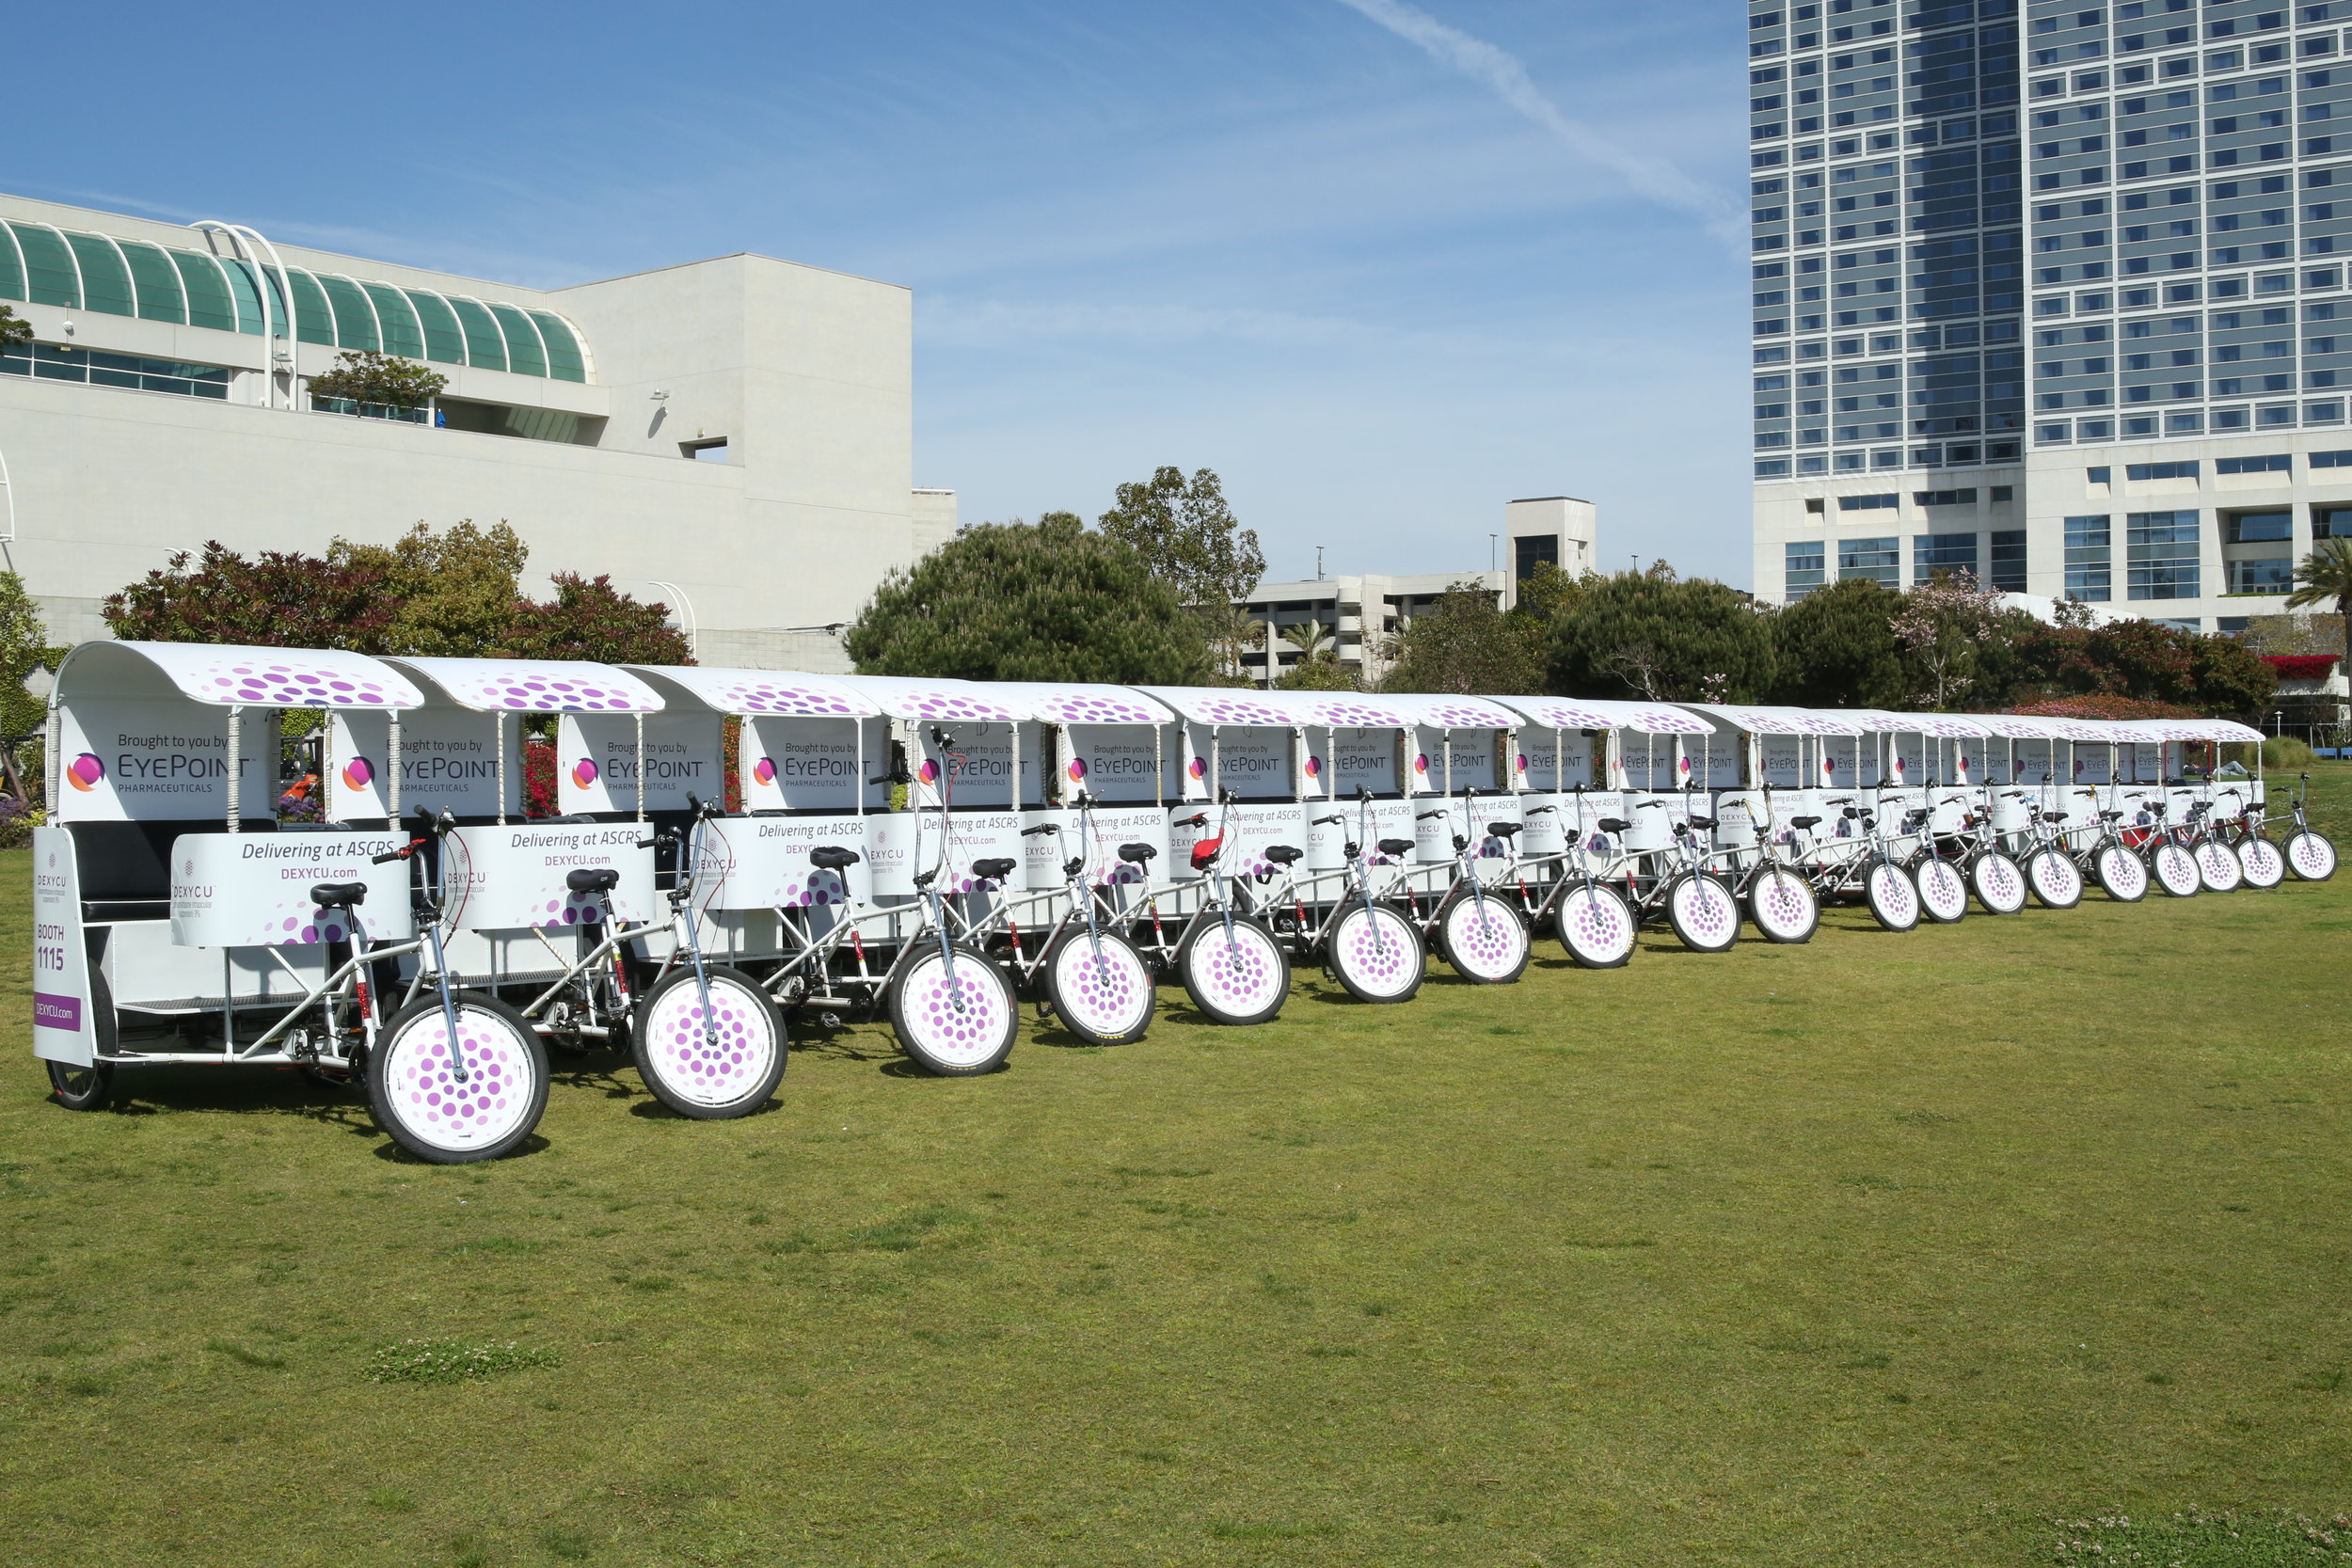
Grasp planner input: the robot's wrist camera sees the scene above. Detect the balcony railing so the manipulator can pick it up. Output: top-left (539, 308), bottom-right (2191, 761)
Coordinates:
top-left (310, 397), bottom-right (433, 425)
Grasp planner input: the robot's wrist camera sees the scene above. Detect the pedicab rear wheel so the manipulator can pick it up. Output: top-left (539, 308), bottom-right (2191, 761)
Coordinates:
top-left (46, 971), bottom-right (118, 1112)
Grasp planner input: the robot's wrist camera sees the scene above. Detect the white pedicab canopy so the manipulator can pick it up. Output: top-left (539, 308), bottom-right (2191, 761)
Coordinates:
top-left (373, 657), bottom-right (670, 824)
top-left (626, 667), bottom-right (890, 814)
top-left (1483, 693), bottom-right (1710, 793)
top-left (983, 682), bottom-right (1178, 807)
top-left (48, 641), bottom-right (427, 826)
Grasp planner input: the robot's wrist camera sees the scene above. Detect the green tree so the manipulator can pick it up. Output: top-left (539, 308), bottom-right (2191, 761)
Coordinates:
top-left (307, 350), bottom-right (448, 409)
top-left (329, 520), bottom-right (531, 656)
top-left (845, 513), bottom-right (1209, 683)
top-left (1383, 583), bottom-right (1546, 695)
top-left (1275, 651), bottom-right (1359, 690)
top-left (0, 570), bottom-right (58, 749)
top-left (1547, 568), bottom-right (1774, 703)
top-left (1890, 569), bottom-right (2008, 709)
top-left (503, 574), bottom-right (692, 665)
top-left (1770, 577), bottom-right (1910, 709)
top-left (0, 304), bottom-right (31, 350)
top-left (104, 542), bottom-right (398, 650)
top-left (1096, 467), bottom-right (1263, 676)
top-left (2286, 536), bottom-right (2352, 664)
top-left (2185, 627), bottom-right (2280, 718)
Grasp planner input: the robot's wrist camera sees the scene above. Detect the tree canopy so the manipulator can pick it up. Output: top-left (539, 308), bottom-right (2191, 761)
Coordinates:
top-left (1767, 576), bottom-right (1911, 709)
top-left (1548, 568), bottom-right (1775, 704)
top-left (1096, 467), bottom-right (1263, 674)
top-left (102, 521), bottom-right (691, 665)
top-left (844, 513), bottom-right (1210, 684)
top-left (307, 350), bottom-right (448, 409)
top-left (1383, 582), bottom-right (1546, 696)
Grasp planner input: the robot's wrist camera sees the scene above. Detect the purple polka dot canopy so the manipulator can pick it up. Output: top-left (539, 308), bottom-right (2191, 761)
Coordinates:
top-left (639, 668), bottom-right (883, 719)
top-left (119, 642), bottom-right (424, 710)
top-left (393, 657), bottom-right (663, 714)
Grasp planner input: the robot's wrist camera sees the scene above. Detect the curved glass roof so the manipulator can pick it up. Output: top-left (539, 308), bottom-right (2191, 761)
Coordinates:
top-left (0, 219), bottom-right (589, 384)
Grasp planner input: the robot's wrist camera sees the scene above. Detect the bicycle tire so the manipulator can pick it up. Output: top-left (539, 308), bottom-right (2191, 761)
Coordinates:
top-left (2150, 841), bottom-right (2201, 898)
top-left (1912, 857), bottom-right (1968, 925)
top-left (1175, 915), bottom-right (1290, 1025)
top-left (1664, 872), bottom-right (1740, 953)
top-left (2235, 835), bottom-right (2285, 889)
top-left (1554, 883), bottom-right (1636, 969)
top-left (1435, 888), bottom-right (1531, 984)
top-left (1746, 865), bottom-right (1819, 944)
top-left (1968, 849), bottom-right (2030, 914)
top-left (1865, 862), bottom-right (1919, 932)
top-left (888, 943), bottom-right (1017, 1075)
top-left (2092, 843), bottom-right (2147, 903)
top-left (367, 991), bottom-right (548, 1164)
top-left (1041, 927), bottom-right (1156, 1045)
top-left (2026, 847), bottom-right (2083, 910)
top-left (632, 964), bottom-right (787, 1118)
top-left (1327, 900), bottom-right (1425, 1004)
top-left (2285, 829), bottom-right (2338, 882)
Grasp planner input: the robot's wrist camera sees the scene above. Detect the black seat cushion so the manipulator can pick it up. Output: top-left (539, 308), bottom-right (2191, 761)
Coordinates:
top-left (1117, 842), bottom-right (1158, 863)
top-left (809, 846), bottom-right (861, 870)
top-left (1790, 815), bottom-right (1821, 830)
top-left (311, 881), bottom-right (368, 909)
top-left (970, 857), bottom-right (1018, 880)
top-left (565, 868), bottom-right (621, 894)
top-left (1263, 845), bottom-right (1303, 865)
top-left (1376, 837), bottom-right (1416, 857)
top-left (1597, 817), bottom-right (1629, 834)
top-left (1486, 821), bottom-right (1521, 837)
top-left (68, 818), bottom-right (277, 922)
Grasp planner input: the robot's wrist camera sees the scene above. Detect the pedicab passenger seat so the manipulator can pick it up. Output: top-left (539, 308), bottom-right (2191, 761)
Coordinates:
top-left (67, 818), bottom-right (278, 923)
top-left (1263, 845), bottom-right (1304, 866)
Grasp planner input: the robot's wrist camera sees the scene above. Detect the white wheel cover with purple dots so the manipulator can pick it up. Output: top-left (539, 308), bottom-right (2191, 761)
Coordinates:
top-left (2195, 840), bottom-right (2242, 892)
top-left (1867, 863), bottom-right (1918, 927)
top-left (2031, 849), bottom-right (2084, 903)
top-left (898, 951), bottom-right (1014, 1069)
top-left (2094, 847), bottom-right (2143, 898)
top-left (1183, 923), bottom-right (1286, 1017)
top-left (1558, 886), bottom-right (1635, 965)
top-left (1750, 868), bottom-right (1815, 939)
top-left (1915, 860), bottom-right (1967, 921)
top-left (2236, 838), bottom-right (2284, 887)
top-left (642, 976), bottom-right (782, 1109)
top-left (2152, 844), bottom-right (2200, 896)
top-left (1441, 896), bottom-right (1527, 980)
top-left (2287, 832), bottom-right (2336, 880)
top-left (378, 1006), bottom-right (540, 1153)
top-left (1331, 906), bottom-right (1421, 998)
top-left (1975, 853), bottom-right (2030, 911)
top-left (1667, 876), bottom-right (1739, 950)
top-left (1049, 935), bottom-right (1153, 1039)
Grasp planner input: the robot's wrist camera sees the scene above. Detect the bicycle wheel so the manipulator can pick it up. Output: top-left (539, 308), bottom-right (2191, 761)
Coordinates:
top-left (1864, 861), bottom-right (1918, 931)
top-left (1326, 900), bottom-right (1425, 1004)
top-left (1042, 927), bottom-right (1156, 1045)
top-left (1435, 889), bottom-right (1531, 984)
top-left (1912, 857), bottom-right (1968, 925)
top-left (367, 991), bottom-right (548, 1164)
top-left (2236, 835), bottom-right (2285, 890)
top-left (2150, 841), bottom-right (2201, 898)
top-left (888, 943), bottom-right (1017, 1075)
top-left (1664, 872), bottom-right (1740, 953)
top-left (45, 970), bottom-right (119, 1112)
top-left (2026, 847), bottom-right (2083, 910)
top-left (1176, 915), bottom-right (1290, 1025)
top-left (2193, 836), bottom-right (2243, 894)
top-left (1968, 849), bottom-right (2029, 914)
top-left (1746, 865), bottom-right (1819, 944)
top-left (2091, 843), bottom-right (2148, 904)
top-left (1554, 883), bottom-right (1636, 969)
top-left (632, 964), bottom-right (787, 1118)
top-left (2284, 829), bottom-right (2339, 882)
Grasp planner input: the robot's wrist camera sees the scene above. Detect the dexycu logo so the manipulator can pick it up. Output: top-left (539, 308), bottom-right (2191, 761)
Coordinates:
top-left (571, 758), bottom-right (599, 788)
top-left (341, 757), bottom-right (374, 791)
top-left (66, 753), bottom-right (105, 792)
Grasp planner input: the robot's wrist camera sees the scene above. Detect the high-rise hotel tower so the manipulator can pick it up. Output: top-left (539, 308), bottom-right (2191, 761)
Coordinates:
top-left (1750, 0), bottom-right (2352, 627)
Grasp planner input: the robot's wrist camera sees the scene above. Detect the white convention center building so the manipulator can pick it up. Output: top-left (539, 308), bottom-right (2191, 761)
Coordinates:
top-left (0, 192), bottom-right (958, 669)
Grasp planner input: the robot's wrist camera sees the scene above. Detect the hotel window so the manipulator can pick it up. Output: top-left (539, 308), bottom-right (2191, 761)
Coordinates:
top-left (2125, 509), bottom-right (2202, 598)
top-left (1990, 529), bottom-right (2028, 592)
top-left (2066, 515), bottom-right (2114, 600)
top-left (1838, 535), bottom-right (1899, 587)
top-left (1786, 540), bottom-right (1827, 600)
top-left (1913, 531), bottom-right (1980, 583)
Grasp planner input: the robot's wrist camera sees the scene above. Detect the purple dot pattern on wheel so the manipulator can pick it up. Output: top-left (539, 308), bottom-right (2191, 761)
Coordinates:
top-left (902, 958), bottom-right (1009, 1064)
top-left (200, 660), bottom-right (398, 707)
top-left (1192, 929), bottom-right (1280, 1010)
top-left (1040, 694), bottom-right (1161, 725)
top-left (1759, 877), bottom-right (1807, 927)
top-left (1983, 861), bottom-right (2021, 900)
top-left (1676, 881), bottom-right (1735, 941)
top-left (1448, 904), bottom-right (1519, 972)
top-left (1567, 891), bottom-right (1628, 952)
top-left (1340, 912), bottom-right (1412, 988)
top-left (709, 680), bottom-right (863, 716)
top-left (1060, 944), bottom-right (1146, 1033)
top-left (648, 983), bottom-right (771, 1104)
top-left (391, 1015), bottom-right (529, 1147)
top-left (1875, 870), bottom-right (1916, 922)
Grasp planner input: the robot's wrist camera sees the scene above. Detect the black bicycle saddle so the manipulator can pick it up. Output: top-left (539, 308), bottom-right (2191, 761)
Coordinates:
top-left (1263, 845), bottom-right (1303, 866)
top-left (565, 868), bottom-right (621, 894)
top-left (1376, 837), bottom-right (1415, 858)
top-left (809, 846), bottom-right (861, 870)
top-left (1117, 842), bottom-right (1158, 863)
top-left (970, 858), bottom-right (1017, 881)
top-left (310, 882), bottom-right (367, 909)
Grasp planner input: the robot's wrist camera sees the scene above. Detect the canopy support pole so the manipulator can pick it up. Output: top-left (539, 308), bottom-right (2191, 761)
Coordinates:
top-left (634, 711), bottom-right (645, 823)
top-left (497, 716), bottom-right (508, 826)
top-left (227, 705), bottom-right (243, 831)
top-left (389, 713), bottom-right (403, 821)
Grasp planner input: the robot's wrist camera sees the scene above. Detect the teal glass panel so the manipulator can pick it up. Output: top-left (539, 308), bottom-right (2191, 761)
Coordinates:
top-left (525, 310), bottom-right (586, 382)
top-left (362, 282), bottom-right (423, 357)
top-left (0, 228), bottom-right (24, 302)
top-left (316, 276), bottom-right (379, 351)
top-left (9, 224), bottom-right (81, 307)
top-left (286, 270), bottom-right (335, 344)
top-left (405, 290), bottom-right (467, 364)
top-left (218, 259), bottom-right (267, 335)
top-left (64, 233), bottom-right (134, 316)
top-left (485, 303), bottom-right (546, 375)
top-left (117, 241), bottom-right (186, 325)
top-left (447, 296), bottom-right (507, 371)
top-left (167, 252), bottom-right (238, 332)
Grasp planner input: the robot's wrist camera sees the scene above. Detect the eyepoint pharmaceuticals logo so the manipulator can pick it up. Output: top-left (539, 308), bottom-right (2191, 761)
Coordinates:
top-left (341, 756), bottom-right (374, 792)
top-left (1187, 756), bottom-right (1207, 780)
top-left (917, 758), bottom-right (940, 784)
top-left (571, 758), bottom-right (599, 788)
top-left (1302, 755), bottom-right (1321, 780)
top-left (1066, 757), bottom-right (1089, 783)
top-left (66, 753), bottom-right (105, 792)
top-left (753, 757), bottom-right (777, 785)
top-left (1413, 753), bottom-right (1429, 776)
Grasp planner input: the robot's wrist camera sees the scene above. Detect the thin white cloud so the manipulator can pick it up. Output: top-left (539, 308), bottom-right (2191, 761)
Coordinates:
top-left (1330, 0), bottom-right (1741, 239)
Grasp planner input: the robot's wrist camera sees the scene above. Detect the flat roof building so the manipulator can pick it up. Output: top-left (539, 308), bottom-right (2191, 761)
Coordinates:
top-left (0, 192), bottom-right (951, 669)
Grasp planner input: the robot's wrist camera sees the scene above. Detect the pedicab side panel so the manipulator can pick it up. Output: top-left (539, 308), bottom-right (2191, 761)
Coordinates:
top-left (331, 708), bottom-right (516, 821)
top-left (560, 712), bottom-right (725, 816)
top-left (442, 822), bottom-right (660, 930)
top-left (31, 827), bottom-right (93, 1067)
top-left (170, 830), bottom-right (416, 947)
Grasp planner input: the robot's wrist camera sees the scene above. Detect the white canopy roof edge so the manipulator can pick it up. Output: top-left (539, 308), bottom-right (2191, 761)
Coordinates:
top-left (54, 641), bottom-right (425, 710)
top-left (1132, 686), bottom-right (1310, 727)
top-left (1487, 695), bottom-right (1714, 736)
top-left (985, 681), bottom-right (1176, 727)
top-left (1380, 692), bottom-right (1523, 729)
top-left (389, 657), bottom-right (664, 714)
top-left (1679, 702), bottom-right (1871, 737)
top-left (622, 666), bottom-right (883, 720)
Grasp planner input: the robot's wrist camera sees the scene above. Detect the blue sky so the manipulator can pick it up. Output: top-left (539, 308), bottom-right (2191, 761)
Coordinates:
top-left (4, 1), bottom-right (1754, 586)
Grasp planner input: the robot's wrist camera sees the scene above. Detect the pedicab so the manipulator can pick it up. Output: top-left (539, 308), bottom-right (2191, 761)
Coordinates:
top-left (34, 641), bottom-right (559, 1163)
top-left (1671, 702), bottom-right (1859, 942)
top-left (1379, 691), bottom-right (1536, 984)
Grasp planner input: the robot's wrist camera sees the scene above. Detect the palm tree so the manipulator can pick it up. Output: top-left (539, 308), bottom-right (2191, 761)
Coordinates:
top-left (1279, 618), bottom-right (1335, 658)
top-left (2287, 536), bottom-right (2352, 664)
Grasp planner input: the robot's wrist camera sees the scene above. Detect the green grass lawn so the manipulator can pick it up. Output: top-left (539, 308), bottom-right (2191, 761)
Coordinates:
top-left (2, 772), bottom-right (2349, 1567)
